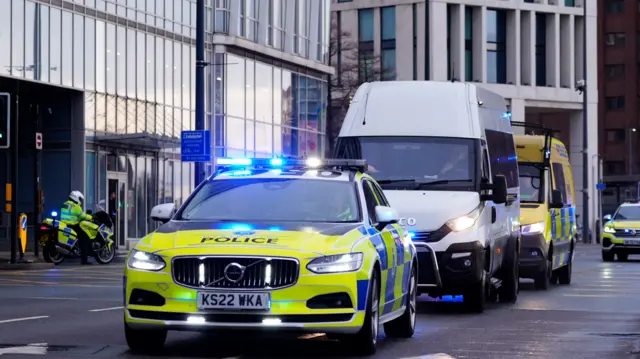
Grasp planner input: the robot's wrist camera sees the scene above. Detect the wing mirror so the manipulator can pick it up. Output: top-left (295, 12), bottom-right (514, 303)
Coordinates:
top-left (150, 203), bottom-right (176, 224)
top-left (603, 214), bottom-right (612, 222)
top-left (481, 175), bottom-right (507, 204)
top-left (550, 189), bottom-right (563, 209)
top-left (374, 206), bottom-right (399, 230)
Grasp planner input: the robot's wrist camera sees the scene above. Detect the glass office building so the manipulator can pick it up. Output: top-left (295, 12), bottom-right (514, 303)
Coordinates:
top-left (0, 0), bottom-right (331, 249)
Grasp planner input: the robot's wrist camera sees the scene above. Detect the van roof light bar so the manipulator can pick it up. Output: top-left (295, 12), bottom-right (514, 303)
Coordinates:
top-left (214, 157), bottom-right (368, 173)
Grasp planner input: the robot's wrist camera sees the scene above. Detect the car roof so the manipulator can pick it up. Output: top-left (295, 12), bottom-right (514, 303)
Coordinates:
top-left (213, 169), bottom-right (357, 182)
top-left (620, 202), bottom-right (640, 207)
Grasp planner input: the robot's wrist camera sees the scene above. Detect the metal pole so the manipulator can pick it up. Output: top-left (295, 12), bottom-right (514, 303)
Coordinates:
top-left (630, 129), bottom-right (633, 177)
top-left (581, 8), bottom-right (590, 244)
top-left (33, 104), bottom-right (41, 257)
top-left (9, 91), bottom-right (18, 263)
top-left (194, 0), bottom-right (206, 187)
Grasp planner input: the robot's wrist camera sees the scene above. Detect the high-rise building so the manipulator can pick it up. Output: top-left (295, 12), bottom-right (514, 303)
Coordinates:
top-left (331, 0), bottom-right (598, 231)
top-left (0, 0), bottom-right (332, 250)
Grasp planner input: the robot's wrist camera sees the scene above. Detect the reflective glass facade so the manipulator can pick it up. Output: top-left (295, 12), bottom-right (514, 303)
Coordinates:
top-left (0, 0), bottom-right (331, 244)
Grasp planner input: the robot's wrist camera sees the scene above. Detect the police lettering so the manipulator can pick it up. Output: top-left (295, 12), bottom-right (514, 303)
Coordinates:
top-left (200, 236), bottom-right (279, 244)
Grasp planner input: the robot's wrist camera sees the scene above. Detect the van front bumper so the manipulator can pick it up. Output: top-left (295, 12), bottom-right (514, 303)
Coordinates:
top-left (519, 232), bottom-right (549, 278)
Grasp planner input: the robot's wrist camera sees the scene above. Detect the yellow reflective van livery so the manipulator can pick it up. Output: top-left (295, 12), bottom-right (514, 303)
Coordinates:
top-left (516, 135), bottom-right (576, 289)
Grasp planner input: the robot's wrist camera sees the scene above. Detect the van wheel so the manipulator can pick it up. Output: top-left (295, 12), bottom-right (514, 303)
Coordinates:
top-left (463, 272), bottom-right (486, 313)
top-left (534, 258), bottom-right (551, 290)
top-left (602, 251), bottom-right (615, 262)
top-left (384, 264), bottom-right (417, 338)
top-left (498, 250), bottom-right (519, 303)
top-left (558, 251), bottom-right (572, 285)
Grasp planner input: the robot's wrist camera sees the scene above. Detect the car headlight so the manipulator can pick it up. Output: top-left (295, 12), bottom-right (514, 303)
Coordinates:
top-left (522, 222), bottom-right (545, 234)
top-left (127, 250), bottom-right (166, 271)
top-left (307, 253), bottom-right (364, 274)
top-left (446, 206), bottom-right (481, 232)
top-left (604, 226), bottom-right (616, 234)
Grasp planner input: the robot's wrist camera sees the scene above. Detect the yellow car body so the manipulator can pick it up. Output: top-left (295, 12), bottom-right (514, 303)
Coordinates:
top-left (123, 161), bottom-right (418, 355)
top-left (602, 203), bottom-right (640, 261)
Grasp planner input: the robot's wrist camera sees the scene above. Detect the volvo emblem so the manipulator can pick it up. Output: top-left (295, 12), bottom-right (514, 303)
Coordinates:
top-left (224, 262), bottom-right (246, 283)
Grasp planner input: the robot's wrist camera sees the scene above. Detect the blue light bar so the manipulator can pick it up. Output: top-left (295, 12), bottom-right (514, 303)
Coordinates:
top-left (215, 157), bottom-right (368, 171)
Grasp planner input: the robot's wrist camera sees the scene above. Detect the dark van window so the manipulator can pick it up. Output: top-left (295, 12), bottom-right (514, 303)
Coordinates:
top-left (485, 129), bottom-right (519, 188)
top-left (552, 163), bottom-right (568, 205)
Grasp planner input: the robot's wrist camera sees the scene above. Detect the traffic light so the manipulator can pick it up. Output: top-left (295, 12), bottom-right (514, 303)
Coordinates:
top-left (0, 93), bottom-right (9, 149)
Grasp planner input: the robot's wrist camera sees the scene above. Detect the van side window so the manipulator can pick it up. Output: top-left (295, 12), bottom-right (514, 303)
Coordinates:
top-left (485, 129), bottom-right (519, 188)
top-left (362, 181), bottom-right (379, 223)
top-left (482, 149), bottom-right (490, 180)
top-left (552, 163), bottom-right (568, 205)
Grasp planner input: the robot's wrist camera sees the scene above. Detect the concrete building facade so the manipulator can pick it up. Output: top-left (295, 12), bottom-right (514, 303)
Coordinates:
top-left (331, 0), bottom-right (599, 235)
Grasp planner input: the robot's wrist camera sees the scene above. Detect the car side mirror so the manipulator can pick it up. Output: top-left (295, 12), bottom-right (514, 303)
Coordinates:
top-left (483, 175), bottom-right (507, 204)
top-left (150, 203), bottom-right (176, 224)
top-left (550, 190), bottom-right (563, 209)
top-left (603, 214), bottom-right (612, 222)
top-left (374, 206), bottom-right (399, 229)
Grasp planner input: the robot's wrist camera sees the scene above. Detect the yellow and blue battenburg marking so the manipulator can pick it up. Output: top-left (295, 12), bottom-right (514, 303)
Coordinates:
top-left (549, 205), bottom-right (576, 268)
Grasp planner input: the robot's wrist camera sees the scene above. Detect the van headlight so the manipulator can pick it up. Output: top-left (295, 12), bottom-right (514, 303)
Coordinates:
top-left (446, 206), bottom-right (482, 232)
top-left (127, 250), bottom-right (166, 271)
top-left (522, 222), bottom-right (545, 234)
top-left (307, 253), bottom-right (363, 274)
top-left (604, 226), bottom-right (615, 234)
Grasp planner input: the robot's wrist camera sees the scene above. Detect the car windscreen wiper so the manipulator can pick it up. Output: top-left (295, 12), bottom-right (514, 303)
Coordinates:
top-left (416, 179), bottom-right (473, 188)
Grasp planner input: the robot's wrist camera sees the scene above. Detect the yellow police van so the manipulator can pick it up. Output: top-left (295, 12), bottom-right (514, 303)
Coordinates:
top-left (513, 123), bottom-right (576, 290)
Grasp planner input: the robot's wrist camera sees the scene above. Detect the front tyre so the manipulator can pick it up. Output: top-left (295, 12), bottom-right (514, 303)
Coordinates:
top-left (602, 251), bottom-right (615, 262)
top-left (94, 243), bottom-right (116, 264)
top-left (346, 270), bottom-right (380, 356)
top-left (558, 250), bottom-right (573, 285)
top-left (463, 271), bottom-right (486, 313)
top-left (498, 249), bottom-right (519, 303)
top-left (384, 264), bottom-right (417, 338)
top-left (125, 322), bottom-right (167, 354)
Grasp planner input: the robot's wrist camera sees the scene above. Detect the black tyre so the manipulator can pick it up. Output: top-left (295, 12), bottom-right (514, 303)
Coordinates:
top-left (43, 246), bottom-right (65, 265)
top-left (346, 270), bottom-right (380, 356)
top-left (94, 243), bottom-right (116, 264)
top-left (558, 251), bottom-right (573, 285)
top-left (533, 257), bottom-right (551, 290)
top-left (125, 322), bottom-right (167, 354)
top-left (463, 272), bottom-right (486, 313)
top-left (384, 264), bottom-right (417, 338)
top-left (498, 249), bottom-right (519, 303)
top-left (602, 251), bottom-right (615, 262)
top-left (617, 253), bottom-right (629, 261)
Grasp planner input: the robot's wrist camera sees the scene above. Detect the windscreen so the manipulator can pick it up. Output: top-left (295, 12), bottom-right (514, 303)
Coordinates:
top-left (177, 178), bottom-right (361, 223)
top-left (519, 164), bottom-right (543, 203)
top-left (614, 206), bottom-right (640, 221)
top-left (336, 136), bottom-right (477, 191)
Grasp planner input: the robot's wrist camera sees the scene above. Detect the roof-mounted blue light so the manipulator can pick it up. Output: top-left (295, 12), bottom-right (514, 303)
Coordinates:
top-left (214, 157), bottom-right (368, 173)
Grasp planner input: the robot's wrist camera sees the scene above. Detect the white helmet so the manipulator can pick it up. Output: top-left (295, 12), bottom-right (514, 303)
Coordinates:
top-left (69, 190), bottom-right (85, 204)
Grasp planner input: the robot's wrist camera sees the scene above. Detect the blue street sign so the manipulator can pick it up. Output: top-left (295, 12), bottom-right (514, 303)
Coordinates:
top-left (181, 130), bottom-right (211, 162)
top-left (596, 183), bottom-right (606, 191)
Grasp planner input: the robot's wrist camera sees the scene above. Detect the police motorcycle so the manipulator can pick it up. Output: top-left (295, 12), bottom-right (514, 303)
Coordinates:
top-left (38, 208), bottom-right (116, 265)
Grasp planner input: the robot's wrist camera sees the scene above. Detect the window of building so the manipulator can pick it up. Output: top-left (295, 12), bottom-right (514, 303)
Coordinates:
top-left (604, 32), bottom-right (626, 46)
top-left (565, 0), bottom-right (575, 6)
top-left (605, 0), bottom-right (624, 13)
top-left (535, 13), bottom-right (547, 86)
top-left (486, 9), bottom-right (506, 84)
top-left (606, 129), bottom-right (626, 143)
top-left (337, 0), bottom-right (353, 2)
top-left (267, 0), bottom-right (285, 50)
top-left (605, 161), bottom-right (625, 176)
top-left (381, 6), bottom-right (396, 81)
top-left (465, 7), bottom-right (473, 81)
top-left (413, 3), bottom-right (417, 80)
top-left (358, 9), bottom-right (374, 82)
top-left (604, 64), bottom-right (625, 79)
top-left (605, 96), bottom-right (626, 110)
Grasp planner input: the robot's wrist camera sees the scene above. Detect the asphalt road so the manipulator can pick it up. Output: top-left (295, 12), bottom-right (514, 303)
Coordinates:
top-left (0, 245), bottom-right (639, 359)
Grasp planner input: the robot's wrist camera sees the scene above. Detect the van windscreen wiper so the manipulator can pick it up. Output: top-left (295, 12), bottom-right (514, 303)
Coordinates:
top-left (416, 179), bottom-right (473, 188)
top-left (376, 179), bottom-right (417, 185)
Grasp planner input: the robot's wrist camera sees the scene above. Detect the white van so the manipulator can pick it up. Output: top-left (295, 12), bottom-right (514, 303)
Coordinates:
top-left (334, 81), bottom-right (521, 313)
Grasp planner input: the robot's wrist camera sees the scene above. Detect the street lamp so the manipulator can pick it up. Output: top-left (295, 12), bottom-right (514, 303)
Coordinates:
top-left (629, 128), bottom-right (636, 177)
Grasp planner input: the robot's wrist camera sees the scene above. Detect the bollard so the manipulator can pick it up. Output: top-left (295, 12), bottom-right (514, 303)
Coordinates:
top-left (18, 213), bottom-right (27, 259)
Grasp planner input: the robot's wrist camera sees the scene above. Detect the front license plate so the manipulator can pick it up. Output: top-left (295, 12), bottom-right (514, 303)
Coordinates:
top-left (624, 239), bottom-right (640, 245)
top-left (197, 292), bottom-right (270, 310)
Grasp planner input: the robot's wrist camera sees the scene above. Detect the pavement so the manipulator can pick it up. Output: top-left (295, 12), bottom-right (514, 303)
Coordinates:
top-left (0, 249), bottom-right (129, 270)
top-left (0, 244), bottom-right (639, 358)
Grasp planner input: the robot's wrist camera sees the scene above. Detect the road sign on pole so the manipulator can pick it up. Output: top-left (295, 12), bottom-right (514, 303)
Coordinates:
top-left (181, 130), bottom-right (211, 162)
top-left (35, 132), bottom-right (42, 150)
top-left (596, 183), bottom-right (606, 191)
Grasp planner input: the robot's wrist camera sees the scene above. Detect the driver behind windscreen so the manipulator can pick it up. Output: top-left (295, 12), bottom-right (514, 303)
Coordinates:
top-left (435, 146), bottom-right (468, 180)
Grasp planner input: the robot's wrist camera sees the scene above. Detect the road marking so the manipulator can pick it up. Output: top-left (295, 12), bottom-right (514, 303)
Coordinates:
top-left (0, 316), bottom-right (49, 324)
top-left (89, 306), bottom-right (124, 312)
top-left (24, 297), bottom-right (79, 301)
top-left (562, 293), bottom-right (636, 298)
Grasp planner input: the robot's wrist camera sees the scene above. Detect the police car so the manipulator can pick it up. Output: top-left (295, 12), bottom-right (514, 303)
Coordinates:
top-left (602, 202), bottom-right (640, 261)
top-left (123, 158), bottom-right (418, 355)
